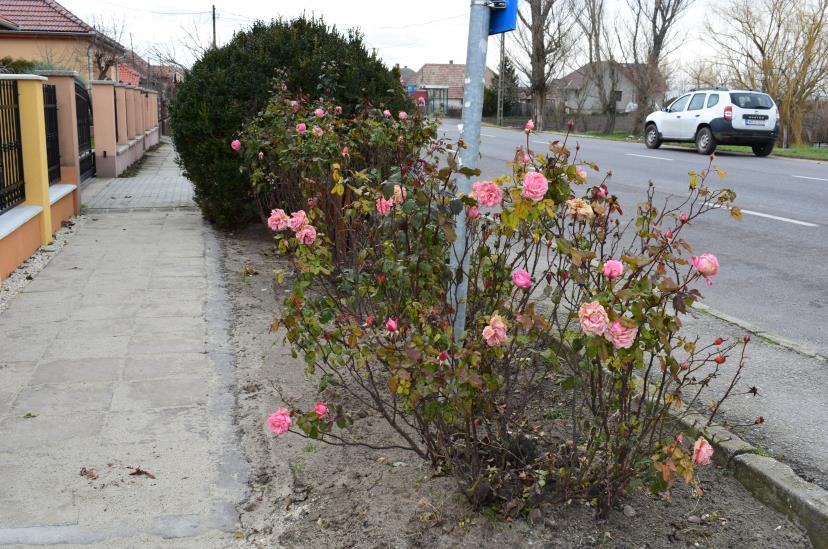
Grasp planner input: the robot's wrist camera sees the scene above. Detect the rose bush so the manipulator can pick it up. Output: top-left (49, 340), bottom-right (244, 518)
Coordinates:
top-left (244, 106), bottom-right (752, 515)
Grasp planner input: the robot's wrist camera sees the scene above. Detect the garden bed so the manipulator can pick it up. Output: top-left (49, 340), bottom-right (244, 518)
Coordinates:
top-left (224, 223), bottom-right (812, 548)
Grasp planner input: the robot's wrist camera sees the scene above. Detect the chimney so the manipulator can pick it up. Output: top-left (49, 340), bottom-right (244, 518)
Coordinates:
top-left (449, 60), bottom-right (454, 64)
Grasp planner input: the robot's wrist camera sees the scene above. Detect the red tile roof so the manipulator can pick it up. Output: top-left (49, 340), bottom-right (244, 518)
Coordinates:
top-left (0, 13), bottom-right (19, 29)
top-left (117, 62), bottom-right (141, 86)
top-left (412, 63), bottom-right (495, 100)
top-left (0, 0), bottom-right (93, 33)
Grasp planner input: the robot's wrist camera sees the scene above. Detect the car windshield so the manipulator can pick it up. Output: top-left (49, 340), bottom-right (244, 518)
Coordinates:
top-left (730, 92), bottom-right (773, 109)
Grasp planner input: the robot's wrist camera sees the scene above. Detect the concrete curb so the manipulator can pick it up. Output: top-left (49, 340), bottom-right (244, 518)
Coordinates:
top-left (679, 414), bottom-right (828, 549)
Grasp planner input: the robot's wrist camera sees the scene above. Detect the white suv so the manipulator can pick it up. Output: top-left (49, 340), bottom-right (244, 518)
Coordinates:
top-left (644, 88), bottom-right (779, 156)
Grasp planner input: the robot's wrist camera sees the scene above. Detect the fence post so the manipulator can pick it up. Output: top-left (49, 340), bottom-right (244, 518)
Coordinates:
top-left (90, 81), bottom-right (117, 178)
top-left (115, 84), bottom-right (128, 146)
top-left (35, 70), bottom-right (81, 214)
top-left (16, 75), bottom-right (53, 245)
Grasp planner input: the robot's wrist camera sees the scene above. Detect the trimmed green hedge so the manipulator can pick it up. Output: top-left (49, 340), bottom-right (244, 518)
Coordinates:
top-left (171, 17), bottom-right (411, 228)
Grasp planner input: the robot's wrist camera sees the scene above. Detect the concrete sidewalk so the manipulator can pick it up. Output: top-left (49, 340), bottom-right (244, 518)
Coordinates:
top-left (0, 143), bottom-right (247, 547)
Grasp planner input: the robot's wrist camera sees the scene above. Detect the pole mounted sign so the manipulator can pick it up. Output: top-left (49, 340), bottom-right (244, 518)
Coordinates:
top-left (450, 0), bottom-right (517, 338)
top-left (488, 0), bottom-right (518, 35)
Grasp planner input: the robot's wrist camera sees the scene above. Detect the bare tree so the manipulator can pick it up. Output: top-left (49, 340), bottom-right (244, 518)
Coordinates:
top-left (620, 0), bottom-right (695, 134)
top-left (90, 16), bottom-right (126, 80)
top-left (511, 0), bottom-right (576, 131)
top-left (148, 19), bottom-right (214, 73)
top-left (710, 0), bottom-right (828, 146)
top-left (574, 0), bottom-right (622, 133)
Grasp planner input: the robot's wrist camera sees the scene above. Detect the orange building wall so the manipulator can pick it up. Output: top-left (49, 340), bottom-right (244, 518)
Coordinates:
top-left (0, 214), bottom-right (42, 282)
top-left (50, 192), bottom-right (75, 233)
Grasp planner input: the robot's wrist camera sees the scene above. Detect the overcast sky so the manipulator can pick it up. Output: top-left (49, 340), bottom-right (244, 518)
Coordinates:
top-left (60, 0), bottom-right (714, 82)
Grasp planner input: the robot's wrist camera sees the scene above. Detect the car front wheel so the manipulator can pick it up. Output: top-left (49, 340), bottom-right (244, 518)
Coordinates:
top-left (752, 143), bottom-right (774, 157)
top-left (645, 124), bottom-right (661, 149)
top-left (695, 127), bottom-right (717, 155)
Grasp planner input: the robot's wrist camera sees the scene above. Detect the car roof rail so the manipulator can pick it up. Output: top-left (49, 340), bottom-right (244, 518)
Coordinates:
top-left (689, 86), bottom-right (729, 92)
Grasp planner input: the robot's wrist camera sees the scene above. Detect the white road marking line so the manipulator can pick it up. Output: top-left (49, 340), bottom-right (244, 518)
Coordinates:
top-left (532, 140), bottom-right (548, 144)
top-left (625, 153), bottom-right (673, 161)
top-left (793, 175), bottom-right (828, 182)
top-left (707, 204), bottom-right (818, 227)
top-left (481, 133), bottom-right (496, 137)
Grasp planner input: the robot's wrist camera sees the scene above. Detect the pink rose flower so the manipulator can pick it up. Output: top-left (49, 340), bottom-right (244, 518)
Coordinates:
top-left (231, 139), bottom-right (241, 151)
top-left (482, 314), bottom-right (508, 347)
top-left (691, 253), bottom-right (719, 285)
top-left (466, 205), bottom-right (480, 220)
top-left (383, 109), bottom-right (391, 117)
top-left (341, 146), bottom-right (350, 157)
top-left (296, 123), bottom-right (307, 135)
top-left (524, 119), bottom-right (535, 131)
top-left (267, 208), bottom-right (289, 231)
top-left (385, 318), bottom-right (398, 332)
top-left (335, 106), bottom-right (342, 115)
top-left (523, 153), bottom-right (531, 164)
top-left (295, 225), bottom-right (317, 245)
top-left (376, 196), bottom-right (394, 216)
top-left (314, 108), bottom-right (325, 117)
top-left (578, 301), bottom-right (609, 336)
top-left (596, 186), bottom-right (608, 198)
top-left (258, 151), bottom-right (264, 160)
top-left (604, 318), bottom-right (638, 349)
top-left (267, 407), bottom-right (292, 435)
top-left (392, 185), bottom-right (407, 205)
top-left (664, 229), bottom-right (673, 240)
top-left (471, 181), bottom-right (502, 208)
top-left (575, 166), bottom-right (587, 183)
top-left (602, 259), bottom-right (623, 279)
top-left (290, 100), bottom-right (300, 111)
top-left (287, 210), bottom-right (308, 232)
top-left (679, 212), bottom-right (689, 224)
top-left (692, 437), bottom-right (714, 466)
top-left (512, 269), bottom-right (532, 289)
top-left (312, 126), bottom-right (324, 137)
top-left (417, 96), bottom-right (426, 106)
top-left (399, 111), bottom-right (408, 120)
top-left (521, 171), bottom-right (548, 202)
top-left (315, 401), bottom-right (328, 418)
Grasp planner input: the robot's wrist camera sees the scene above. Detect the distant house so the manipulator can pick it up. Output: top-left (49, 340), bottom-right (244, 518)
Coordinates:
top-left (551, 62), bottom-right (666, 114)
top-left (398, 65), bottom-right (417, 87)
top-left (117, 61), bottom-right (141, 86)
top-left (411, 61), bottom-right (496, 114)
top-left (0, 0), bottom-right (125, 81)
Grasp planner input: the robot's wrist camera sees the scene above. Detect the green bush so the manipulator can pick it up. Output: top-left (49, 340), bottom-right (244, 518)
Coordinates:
top-left (171, 16), bottom-right (412, 228)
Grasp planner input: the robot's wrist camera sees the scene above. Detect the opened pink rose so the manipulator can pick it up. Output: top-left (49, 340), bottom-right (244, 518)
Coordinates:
top-left (471, 181), bottom-right (502, 208)
top-left (602, 259), bottom-right (623, 279)
top-left (376, 196), bottom-right (394, 216)
top-left (692, 437), bottom-right (714, 466)
top-left (295, 225), bottom-right (317, 245)
top-left (521, 171), bottom-right (548, 202)
top-left (482, 314), bottom-right (508, 347)
top-left (295, 123), bottom-right (307, 135)
top-left (312, 126), bottom-right (324, 137)
top-left (605, 318), bottom-right (638, 349)
top-left (314, 108), bottom-right (325, 117)
top-left (398, 111), bottom-right (408, 120)
top-left (578, 301), bottom-right (609, 336)
top-left (383, 109), bottom-right (391, 117)
top-left (524, 119), bottom-right (535, 131)
top-left (287, 210), bottom-right (308, 232)
top-left (230, 139), bottom-right (241, 151)
top-left (267, 208), bottom-right (289, 231)
top-left (267, 408), bottom-right (292, 436)
top-left (290, 100), bottom-right (300, 111)
top-left (691, 253), bottom-right (719, 285)
top-left (315, 401), bottom-right (328, 418)
top-left (512, 269), bottom-right (532, 289)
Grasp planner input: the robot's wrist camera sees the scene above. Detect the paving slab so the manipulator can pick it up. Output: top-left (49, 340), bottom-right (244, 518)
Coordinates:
top-left (0, 142), bottom-right (247, 547)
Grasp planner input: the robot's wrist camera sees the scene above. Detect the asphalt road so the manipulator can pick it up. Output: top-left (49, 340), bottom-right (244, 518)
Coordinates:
top-left (439, 121), bottom-right (828, 356)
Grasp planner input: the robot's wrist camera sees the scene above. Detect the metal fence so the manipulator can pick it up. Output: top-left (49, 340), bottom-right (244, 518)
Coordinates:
top-left (75, 81), bottom-right (94, 181)
top-left (0, 80), bottom-right (25, 216)
top-left (43, 83), bottom-right (60, 184)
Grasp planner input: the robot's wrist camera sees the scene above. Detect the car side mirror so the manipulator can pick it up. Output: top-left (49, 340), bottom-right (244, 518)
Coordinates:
top-left (662, 106), bottom-right (669, 112)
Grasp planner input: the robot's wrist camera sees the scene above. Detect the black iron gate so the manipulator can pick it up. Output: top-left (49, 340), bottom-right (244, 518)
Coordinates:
top-left (43, 83), bottom-right (60, 184)
top-left (75, 81), bottom-right (94, 181)
top-left (0, 80), bottom-right (25, 216)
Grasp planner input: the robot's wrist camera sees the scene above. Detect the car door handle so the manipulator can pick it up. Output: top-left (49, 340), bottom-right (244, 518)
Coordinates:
top-left (695, 114), bottom-right (700, 117)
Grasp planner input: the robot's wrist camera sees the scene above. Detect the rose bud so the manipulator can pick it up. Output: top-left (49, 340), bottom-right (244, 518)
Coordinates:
top-left (714, 355), bottom-right (726, 364)
top-left (714, 337), bottom-right (724, 346)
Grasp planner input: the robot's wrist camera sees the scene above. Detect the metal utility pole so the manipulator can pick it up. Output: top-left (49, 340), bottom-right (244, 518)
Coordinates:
top-left (450, 1), bottom-right (492, 339)
top-left (497, 32), bottom-right (505, 126)
top-left (212, 5), bottom-right (217, 49)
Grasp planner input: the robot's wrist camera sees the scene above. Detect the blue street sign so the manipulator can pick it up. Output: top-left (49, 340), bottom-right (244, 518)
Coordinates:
top-left (489, 0), bottom-right (517, 35)
top-left (406, 84), bottom-right (417, 94)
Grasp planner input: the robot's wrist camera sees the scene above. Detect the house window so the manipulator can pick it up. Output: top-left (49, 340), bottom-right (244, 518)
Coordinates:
top-left (612, 90), bottom-right (622, 102)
